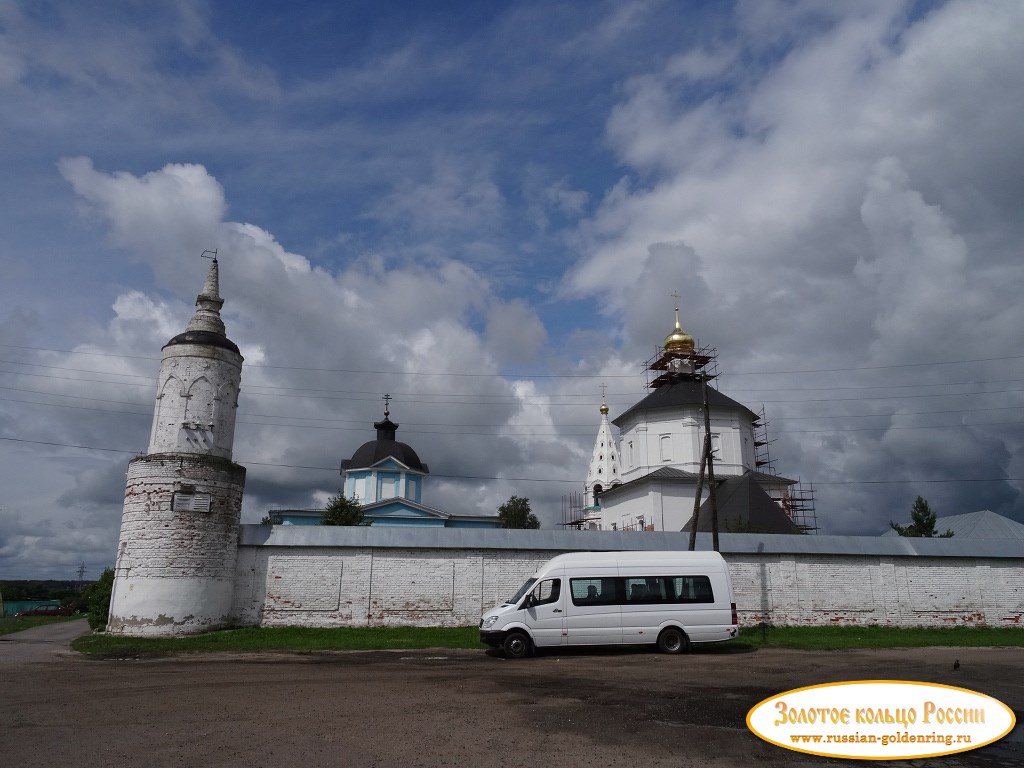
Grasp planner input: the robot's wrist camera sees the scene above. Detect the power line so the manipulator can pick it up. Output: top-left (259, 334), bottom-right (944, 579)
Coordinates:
top-left (3, 393), bottom-right (1023, 436)
top-left (9, 355), bottom-right (1024, 394)
top-left (2, 435), bottom-right (1020, 487)
top-left (4, 376), bottom-right (1024, 411)
top-left (5, 342), bottom-right (1024, 379)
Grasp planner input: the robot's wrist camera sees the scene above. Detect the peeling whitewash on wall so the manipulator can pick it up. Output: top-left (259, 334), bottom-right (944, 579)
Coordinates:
top-left (230, 536), bottom-right (1024, 629)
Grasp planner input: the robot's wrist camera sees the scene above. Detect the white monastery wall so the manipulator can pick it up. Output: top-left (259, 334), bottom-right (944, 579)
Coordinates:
top-left (231, 528), bottom-right (1024, 630)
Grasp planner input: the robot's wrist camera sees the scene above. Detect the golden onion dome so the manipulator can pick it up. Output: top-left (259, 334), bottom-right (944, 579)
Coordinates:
top-left (600, 401), bottom-right (609, 415)
top-left (664, 319), bottom-right (695, 352)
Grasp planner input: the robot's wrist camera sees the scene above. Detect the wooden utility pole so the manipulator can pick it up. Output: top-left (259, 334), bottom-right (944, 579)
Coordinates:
top-left (701, 372), bottom-right (721, 551)
top-left (687, 434), bottom-right (708, 551)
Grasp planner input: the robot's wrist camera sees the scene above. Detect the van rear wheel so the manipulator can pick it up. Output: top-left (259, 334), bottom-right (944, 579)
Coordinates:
top-left (657, 627), bottom-right (689, 654)
top-left (502, 631), bottom-right (531, 659)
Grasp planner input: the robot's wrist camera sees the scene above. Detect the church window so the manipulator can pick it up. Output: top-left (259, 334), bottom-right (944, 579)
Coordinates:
top-left (660, 434), bottom-right (672, 462)
top-left (597, 467), bottom-right (603, 474)
top-left (610, 453), bottom-right (615, 461)
top-left (599, 454), bottom-right (603, 460)
top-left (378, 473), bottom-right (399, 500)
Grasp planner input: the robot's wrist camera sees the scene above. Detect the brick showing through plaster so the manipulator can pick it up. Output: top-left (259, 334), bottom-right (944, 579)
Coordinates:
top-left (108, 454), bottom-right (245, 635)
top-left (231, 546), bottom-right (1024, 629)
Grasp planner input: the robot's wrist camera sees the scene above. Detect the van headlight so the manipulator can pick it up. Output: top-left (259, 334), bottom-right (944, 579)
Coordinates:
top-left (481, 615), bottom-right (499, 629)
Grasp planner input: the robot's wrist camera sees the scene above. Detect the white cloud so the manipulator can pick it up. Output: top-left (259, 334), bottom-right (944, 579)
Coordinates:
top-left (58, 157), bottom-right (227, 282)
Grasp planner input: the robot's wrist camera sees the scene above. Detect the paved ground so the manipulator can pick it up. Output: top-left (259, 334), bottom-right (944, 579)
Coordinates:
top-left (0, 622), bottom-right (1020, 768)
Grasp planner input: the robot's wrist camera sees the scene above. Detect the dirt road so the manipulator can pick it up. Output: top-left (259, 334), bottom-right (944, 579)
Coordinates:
top-left (1, 627), bottom-right (1020, 768)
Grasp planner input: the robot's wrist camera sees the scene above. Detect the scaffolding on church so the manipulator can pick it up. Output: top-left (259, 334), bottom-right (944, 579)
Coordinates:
top-left (643, 342), bottom-right (719, 389)
top-left (753, 407), bottom-right (819, 533)
top-left (752, 405), bottom-right (776, 475)
top-left (560, 490), bottom-right (600, 530)
top-left (774, 480), bottom-right (819, 534)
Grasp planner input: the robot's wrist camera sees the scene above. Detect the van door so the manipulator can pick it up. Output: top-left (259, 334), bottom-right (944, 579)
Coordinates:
top-left (565, 575), bottom-right (622, 646)
top-left (620, 576), bottom-right (671, 644)
top-left (521, 578), bottom-right (566, 647)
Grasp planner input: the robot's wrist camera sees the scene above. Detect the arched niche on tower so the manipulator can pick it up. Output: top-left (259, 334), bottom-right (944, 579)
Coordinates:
top-left (185, 376), bottom-right (216, 426)
top-left (151, 375), bottom-right (183, 447)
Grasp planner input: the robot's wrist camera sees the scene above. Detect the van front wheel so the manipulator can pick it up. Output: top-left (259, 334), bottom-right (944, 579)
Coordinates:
top-left (502, 631), bottom-right (531, 659)
top-left (657, 627), bottom-right (689, 654)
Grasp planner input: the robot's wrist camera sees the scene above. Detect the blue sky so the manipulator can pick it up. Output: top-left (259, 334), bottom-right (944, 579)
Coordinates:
top-left (2, 0), bottom-right (1024, 579)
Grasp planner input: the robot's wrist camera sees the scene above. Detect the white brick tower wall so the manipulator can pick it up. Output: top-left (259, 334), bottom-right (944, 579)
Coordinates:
top-left (108, 257), bottom-right (247, 636)
top-left (148, 343), bottom-right (242, 458)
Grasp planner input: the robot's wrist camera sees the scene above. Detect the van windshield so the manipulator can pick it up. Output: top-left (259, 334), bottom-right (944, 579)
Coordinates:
top-left (505, 578), bottom-right (537, 605)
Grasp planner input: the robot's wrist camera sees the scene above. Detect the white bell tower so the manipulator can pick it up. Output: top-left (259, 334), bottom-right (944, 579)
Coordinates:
top-left (584, 389), bottom-right (621, 510)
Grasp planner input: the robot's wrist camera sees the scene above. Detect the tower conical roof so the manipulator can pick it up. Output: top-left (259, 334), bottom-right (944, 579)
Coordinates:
top-left (164, 256), bottom-right (240, 354)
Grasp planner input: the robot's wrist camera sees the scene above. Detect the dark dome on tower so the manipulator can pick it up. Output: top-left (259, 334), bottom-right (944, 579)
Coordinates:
top-left (343, 414), bottom-right (428, 473)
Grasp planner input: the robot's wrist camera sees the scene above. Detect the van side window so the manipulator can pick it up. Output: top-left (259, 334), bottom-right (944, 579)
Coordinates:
top-left (569, 578), bottom-right (619, 606)
top-left (624, 577), bottom-right (669, 603)
top-left (530, 578), bottom-right (561, 606)
top-left (669, 576), bottom-right (715, 603)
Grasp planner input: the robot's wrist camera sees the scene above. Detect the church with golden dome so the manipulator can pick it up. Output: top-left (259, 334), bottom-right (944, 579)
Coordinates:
top-left (583, 302), bottom-right (809, 534)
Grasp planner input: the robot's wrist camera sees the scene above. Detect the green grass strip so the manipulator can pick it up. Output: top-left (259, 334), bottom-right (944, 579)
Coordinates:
top-left (729, 624), bottom-right (1024, 651)
top-left (70, 624), bottom-right (1023, 657)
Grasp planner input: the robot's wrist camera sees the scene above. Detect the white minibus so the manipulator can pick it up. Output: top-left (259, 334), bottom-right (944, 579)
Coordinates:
top-left (479, 551), bottom-right (738, 658)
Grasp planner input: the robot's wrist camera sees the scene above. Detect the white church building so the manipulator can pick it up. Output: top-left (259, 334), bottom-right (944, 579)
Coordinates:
top-left (584, 306), bottom-right (806, 534)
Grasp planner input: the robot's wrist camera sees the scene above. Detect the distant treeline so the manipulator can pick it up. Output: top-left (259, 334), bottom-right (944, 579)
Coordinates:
top-left (0, 579), bottom-right (94, 601)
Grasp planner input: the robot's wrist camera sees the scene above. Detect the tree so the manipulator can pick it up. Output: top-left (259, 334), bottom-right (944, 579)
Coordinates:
top-left (321, 493), bottom-right (366, 526)
top-left (889, 496), bottom-right (953, 538)
top-left (259, 513), bottom-right (282, 525)
top-left (85, 568), bottom-right (114, 631)
top-left (498, 495), bottom-right (540, 529)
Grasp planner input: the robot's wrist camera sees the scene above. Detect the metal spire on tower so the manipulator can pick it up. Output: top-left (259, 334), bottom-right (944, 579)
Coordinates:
top-left (185, 250), bottom-right (226, 336)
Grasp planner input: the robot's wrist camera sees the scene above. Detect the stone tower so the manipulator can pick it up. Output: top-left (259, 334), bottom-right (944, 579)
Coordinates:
top-left (107, 256), bottom-right (246, 636)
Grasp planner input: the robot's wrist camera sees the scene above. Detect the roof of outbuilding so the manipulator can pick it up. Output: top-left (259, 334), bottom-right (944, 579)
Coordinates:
top-left (881, 509), bottom-right (1024, 539)
top-left (612, 379), bottom-right (757, 426)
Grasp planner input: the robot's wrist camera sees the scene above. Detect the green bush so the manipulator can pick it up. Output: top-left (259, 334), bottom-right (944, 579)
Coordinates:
top-left (85, 568), bottom-right (114, 631)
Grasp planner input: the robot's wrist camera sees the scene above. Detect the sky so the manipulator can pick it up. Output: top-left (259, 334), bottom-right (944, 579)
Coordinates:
top-left (2, 0), bottom-right (1023, 580)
